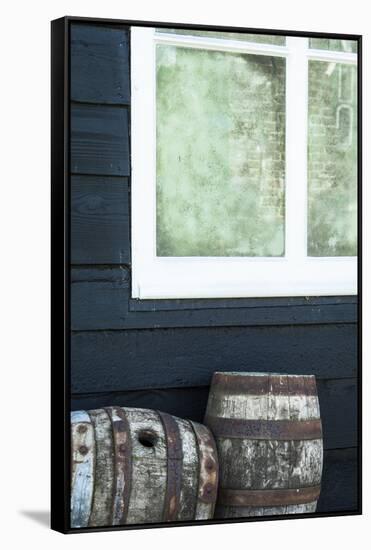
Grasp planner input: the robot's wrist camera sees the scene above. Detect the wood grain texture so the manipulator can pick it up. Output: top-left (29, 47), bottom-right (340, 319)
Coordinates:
top-left (130, 294), bottom-right (357, 312)
top-left (67, 22), bottom-right (359, 523)
top-left (205, 373), bottom-right (323, 518)
top-left (176, 418), bottom-right (199, 520)
top-left (87, 409), bottom-right (114, 527)
top-left (71, 176), bottom-right (130, 264)
top-left (106, 407), bottom-right (132, 525)
top-left (158, 411), bottom-right (183, 522)
top-left (317, 447), bottom-right (358, 512)
top-left (71, 267), bottom-right (357, 329)
top-left (70, 407), bottom-right (218, 526)
top-left (71, 326), bottom-right (357, 393)
top-left (71, 104), bottom-right (129, 176)
top-left (71, 379), bottom-right (357, 451)
top-left (191, 421), bottom-right (219, 520)
top-left (71, 23), bottom-right (130, 104)
top-left (125, 408), bottom-right (167, 524)
top-left (71, 411), bottom-right (95, 528)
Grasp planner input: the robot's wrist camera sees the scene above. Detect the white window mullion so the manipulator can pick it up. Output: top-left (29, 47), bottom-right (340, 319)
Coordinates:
top-left (285, 36), bottom-right (309, 262)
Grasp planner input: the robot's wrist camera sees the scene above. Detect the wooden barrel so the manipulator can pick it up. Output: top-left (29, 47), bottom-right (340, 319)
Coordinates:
top-left (204, 372), bottom-right (323, 518)
top-left (71, 407), bottom-right (218, 527)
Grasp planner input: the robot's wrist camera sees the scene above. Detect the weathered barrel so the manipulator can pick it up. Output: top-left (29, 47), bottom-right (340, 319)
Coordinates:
top-left (71, 407), bottom-right (218, 527)
top-left (204, 372), bottom-right (323, 518)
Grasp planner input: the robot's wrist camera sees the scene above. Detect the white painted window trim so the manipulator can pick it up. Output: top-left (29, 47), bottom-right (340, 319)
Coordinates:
top-left (131, 27), bottom-right (357, 299)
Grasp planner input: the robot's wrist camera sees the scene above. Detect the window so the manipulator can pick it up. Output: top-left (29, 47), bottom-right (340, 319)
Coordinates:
top-left (131, 28), bottom-right (358, 299)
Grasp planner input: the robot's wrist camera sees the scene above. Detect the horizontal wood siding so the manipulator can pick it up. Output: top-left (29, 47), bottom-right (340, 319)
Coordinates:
top-left (69, 22), bottom-right (360, 516)
top-left (71, 24), bottom-right (130, 105)
top-left (71, 325), bottom-right (357, 392)
top-left (71, 104), bottom-right (130, 176)
top-left (71, 267), bottom-right (357, 329)
top-left (317, 448), bottom-right (358, 513)
top-left (71, 379), bottom-right (357, 450)
top-left (71, 177), bottom-right (130, 264)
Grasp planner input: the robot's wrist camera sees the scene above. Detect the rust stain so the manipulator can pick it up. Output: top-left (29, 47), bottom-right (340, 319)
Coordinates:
top-left (157, 411), bottom-right (183, 522)
top-left (204, 416), bottom-right (323, 441)
top-left (191, 422), bottom-right (219, 508)
top-left (219, 485), bottom-right (321, 507)
top-left (105, 407), bottom-right (132, 525)
top-left (77, 424), bottom-right (87, 434)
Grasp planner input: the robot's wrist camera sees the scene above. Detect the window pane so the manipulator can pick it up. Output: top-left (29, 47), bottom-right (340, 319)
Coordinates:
top-left (309, 37), bottom-right (357, 53)
top-left (156, 45), bottom-right (286, 256)
top-left (156, 28), bottom-right (286, 46)
top-left (308, 61), bottom-right (357, 256)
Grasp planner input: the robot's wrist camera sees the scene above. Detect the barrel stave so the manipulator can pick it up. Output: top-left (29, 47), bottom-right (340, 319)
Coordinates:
top-left (205, 372), bottom-right (323, 518)
top-left (125, 408), bottom-right (167, 524)
top-left (71, 407), bottom-right (218, 526)
top-left (71, 411), bottom-right (95, 528)
top-left (191, 421), bottom-right (219, 520)
top-left (176, 417), bottom-right (199, 521)
top-left (88, 409), bottom-right (114, 527)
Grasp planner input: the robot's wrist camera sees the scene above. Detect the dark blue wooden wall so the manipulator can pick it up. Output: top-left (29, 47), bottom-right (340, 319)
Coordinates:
top-left (69, 22), bottom-right (359, 514)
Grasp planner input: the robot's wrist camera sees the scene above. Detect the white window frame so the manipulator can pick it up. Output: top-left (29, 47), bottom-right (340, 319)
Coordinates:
top-left (131, 27), bottom-right (357, 299)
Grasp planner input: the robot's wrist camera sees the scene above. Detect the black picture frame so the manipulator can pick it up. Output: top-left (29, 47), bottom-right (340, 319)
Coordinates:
top-left (51, 16), bottom-right (362, 534)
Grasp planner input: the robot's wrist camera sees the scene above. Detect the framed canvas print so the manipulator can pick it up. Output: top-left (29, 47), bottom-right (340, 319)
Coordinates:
top-left (51, 16), bottom-right (362, 533)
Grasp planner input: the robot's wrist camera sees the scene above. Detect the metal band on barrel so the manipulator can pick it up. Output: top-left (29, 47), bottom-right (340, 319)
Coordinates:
top-left (106, 407), bottom-right (132, 525)
top-left (158, 411), bottom-right (183, 522)
top-left (190, 421), bottom-right (219, 505)
top-left (219, 485), bottom-right (321, 507)
top-left (204, 416), bottom-right (322, 440)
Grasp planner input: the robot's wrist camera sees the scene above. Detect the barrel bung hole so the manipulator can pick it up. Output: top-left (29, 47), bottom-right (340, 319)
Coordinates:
top-left (138, 430), bottom-right (157, 448)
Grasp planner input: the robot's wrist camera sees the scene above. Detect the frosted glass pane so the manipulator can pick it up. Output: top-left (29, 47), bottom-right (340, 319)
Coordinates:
top-left (156, 45), bottom-right (286, 257)
top-left (309, 38), bottom-right (357, 53)
top-left (156, 28), bottom-right (285, 45)
top-left (308, 61), bottom-right (357, 256)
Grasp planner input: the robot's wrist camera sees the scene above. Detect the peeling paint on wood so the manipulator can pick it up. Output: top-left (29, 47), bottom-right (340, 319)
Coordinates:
top-left (71, 411), bottom-right (95, 528)
top-left (158, 411), bottom-right (183, 521)
top-left (106, 407), bottom-right (132, 525)
top-left (205, 372), bottom-right (323, 518)
top-left (177, 418), bottom-right (199, 520)
top-left (70, 407), bottom-right (218, 526)
top-left (88, 409), bottom-right (114, 527)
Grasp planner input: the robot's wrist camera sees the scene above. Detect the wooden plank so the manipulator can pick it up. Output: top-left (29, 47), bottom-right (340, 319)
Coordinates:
top-left (316, 447), bottom-right (358, 513)
top-left (71, 326), bottom-right (357, 392)
top-left (130, 294), bottom-right (358, 313)
top-left (215, 448), bottom-right (358, 516)
top-left (191, 421), bottom-right (219, 520)
top-left (317, 378), bottom-right (358, 450)
top-left (71, 24), bottom-right (130, 104)
top-left (176, 418), bottom-right (199, 520)
top-left (157, 411), bottom-right (183, 522)
top-left (88, 409), bottom-right (115, 527)
top-left (71, 379), bottom-right (357, 451)
top-left (125, 408), bottom-right (167, 524)
top-left (71, 176), bottom-right (130, 264)
top-left (71, 268), bottom-right (357, 329)
top-left (71, 104), bottom-right (129, 176)
top-left (70, 411), bottom-right (95, 528)
top-left (106, 407), bottom-right (132, 525)
top-left (71, 387), bottom-right (211, 427)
